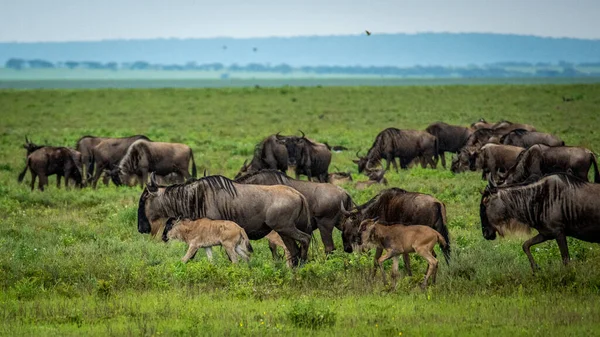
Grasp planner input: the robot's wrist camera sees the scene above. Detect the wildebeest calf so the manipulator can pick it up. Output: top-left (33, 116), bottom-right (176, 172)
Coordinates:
top-left (162, 218), bottom-right (253, 263)
top-left (358, 219), bottom-right (448, 289)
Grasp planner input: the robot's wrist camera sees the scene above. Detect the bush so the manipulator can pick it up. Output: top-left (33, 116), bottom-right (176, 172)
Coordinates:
top-left (285, 299), bottom-right (337, 329)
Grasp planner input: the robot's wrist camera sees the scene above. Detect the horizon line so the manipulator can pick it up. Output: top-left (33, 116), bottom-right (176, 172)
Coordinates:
top-left (1, 31), bottom-right (599, 44)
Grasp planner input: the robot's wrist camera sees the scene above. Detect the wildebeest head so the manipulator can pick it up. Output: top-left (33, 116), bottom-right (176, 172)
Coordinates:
top-left (137, 173), bottom-right (163, 234)
top-left (353, 150), bottom-right (373, 173)
top-left (22, 136), bottom-right (44, 156)
top-left (234, 159), bottom-right (251, 179)
top-left (340, 201), bottom-right (363, 253)
top-left (451, 147), bottom-right (477, 173)
top-left (479, 179), bottom-right (499, 240)
top-left (162, 217), bottom-right (179, 242)
top-left (106, 166), bottom-right (124, 186)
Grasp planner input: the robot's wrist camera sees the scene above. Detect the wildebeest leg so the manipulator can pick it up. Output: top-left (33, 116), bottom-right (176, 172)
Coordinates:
top-left (30, 170), bottom-right (37, 191)
top-left (316, 219), bottom-right (335, 254)
top-left (268, 240), bottom-right (281, 260)
top-left (522, 233), bottom-right (550, 272)
top-left (372, 247), bottom-right (383, 278)
top-left (205, 247), bottom-right (214, 262)
top-left (417, 248), bottom-right (438, 289)
top-left (223, 243), bottom-right (239, 263)
top-left (91, 165), bottom-right (104, 189)
top-left (102, 174), bottom-right (110, 186)
top-left (440, 152), bottom-right (446, 169)
top-left (403, 253), bottom-right (412, 276)
top-left (64, 171), bottom-right (71, 190)
top-left (279, 235), bottom-right (301, 267)
top-left (378, 249), bottom-right (397, 285)
top-left (556, 233), bottom-right (571, 266)
top-left (38, 174), bottom-right (48, 191)
top-left (181, 244), bottom-right (200, 263)
top-left (391, 256), bottom-right (400, 287)
top-left (56, 175), bottom-right (62, 189)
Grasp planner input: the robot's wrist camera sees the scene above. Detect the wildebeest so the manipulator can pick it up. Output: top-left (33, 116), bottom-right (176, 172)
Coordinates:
top-left (235, 134), bottom-right (288, 179)
top-left (286, 131), bottom-right (332, 182)
top-left (501, 144), bottom-right (599, 184)
top-left (235, 170), bottom-right (353, 254)
top-left (500, 129), bottom-right (564, 148)
top-left (340, 188), bottom-right (451, 270)
top-left (354, 128), bottom-right (438, 172)
top-left (75, 135), bottom-right (108, 180)
top-left (18, 146), bottom-right (84, 191)
top-left (137, 174), bottom-right (312, 266)
top-left (476, 144), bottom-right (525, 181)
top-left (88, 135), bottom-right (150, 188)
top-left (355, 169), bottom-right (388, 190)
top-left (358, 218), bottom-right (448, 288)
top-left (162, 217), bottom-right (253, 263)
top-left (480, 174), bottom-right (600, 272)
top-left (425, 122), bottom-right (473, 168)
top-left (111, 140), bottom-right (197, 188)
top-left (328, 171), bottom-right (353, 186)
top-left (471, 118), bottom-right (494, 130)
top-left (491, 120), bottom-right (536, 133)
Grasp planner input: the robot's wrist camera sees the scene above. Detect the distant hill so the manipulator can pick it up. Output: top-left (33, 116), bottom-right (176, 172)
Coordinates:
top-left (1, 33), bottom-right (599, 67)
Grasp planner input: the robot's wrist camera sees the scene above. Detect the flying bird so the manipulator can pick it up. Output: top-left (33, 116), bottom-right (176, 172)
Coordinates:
top-left (253, 47), bottom-right (258, 52)
top-left (365, 30), bottom-right (371, 36)
top-left (222, 45), bottom-right (227, 50)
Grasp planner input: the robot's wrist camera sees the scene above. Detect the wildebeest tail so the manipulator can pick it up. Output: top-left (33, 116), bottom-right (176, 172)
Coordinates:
top-left (434, 202), bottom-right (451, 264)
top-left (18, 157), bottom-right (30, 183)
top-left (190, 149), bottom-right (197, 178)
top-left (590, 153), bottom-right (600, 183)
top-left (240, 229), bottom-right (254, 253)
top-left (433, 136), bottom-right (439, 166)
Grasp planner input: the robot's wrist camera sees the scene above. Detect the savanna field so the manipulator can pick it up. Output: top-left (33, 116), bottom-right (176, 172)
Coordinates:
top-left (1, 84), bottom-right (600, 336)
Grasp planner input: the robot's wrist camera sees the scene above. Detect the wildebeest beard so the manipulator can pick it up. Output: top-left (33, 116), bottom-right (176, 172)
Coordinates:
top-left (137, 175), bottom-right (238, 234)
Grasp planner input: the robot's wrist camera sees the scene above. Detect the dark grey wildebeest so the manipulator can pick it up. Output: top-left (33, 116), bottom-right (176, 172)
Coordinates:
top-left (500, 129), bottom-right (564, 148)
top-left (426, 122), bottom-right (473, 168)
top-left (481, 174), bottom-right (600, 272)
top-left (501, 144), bottom-right (599, 185)
top-left (112, 140), bottom-right (197, 188)
top-left (286, 131), bottom-right (332, 182)
top-left (235, 134), bottom-right (288, 179)
top-left (88, 135), bottom-right (150, 188)
top-left (340, 188), bottom-right (450, 275)
top-left (476, 144), bottom-right (525, 181)
top-left (18, 146), bottom-right (84, 191)
top-left (235, 170), bottom-right (353, 254)
top-left (354, 128), bottom-right (438, 173)
top-left (137, 174), bottom-right (312, 266)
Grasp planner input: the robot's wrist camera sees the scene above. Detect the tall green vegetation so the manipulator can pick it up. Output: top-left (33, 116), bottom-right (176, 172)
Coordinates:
top-left (1, 85), bottom-right (599, 335)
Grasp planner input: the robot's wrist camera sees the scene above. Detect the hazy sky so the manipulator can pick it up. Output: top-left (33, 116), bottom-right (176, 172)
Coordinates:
top-left (1, 0), bottom-right (599, 42)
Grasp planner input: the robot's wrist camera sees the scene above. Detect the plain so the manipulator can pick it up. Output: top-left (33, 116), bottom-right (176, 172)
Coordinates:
top-left (1, 84), bottom-right (599, 336)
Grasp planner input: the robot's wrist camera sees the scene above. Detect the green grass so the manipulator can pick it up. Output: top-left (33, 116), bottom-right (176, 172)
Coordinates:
top-left (1, 84), bottom-right (600, 335)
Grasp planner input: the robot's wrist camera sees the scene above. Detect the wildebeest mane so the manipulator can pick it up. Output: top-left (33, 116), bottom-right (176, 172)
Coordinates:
top-left (365, 128), bottom-right (403, 164)
top-left (500, 128), bottom-right (529, 143)
top-left (357, 187), bottom-right (408, 217)
top-left (234, 169), bottom-right (290, 185)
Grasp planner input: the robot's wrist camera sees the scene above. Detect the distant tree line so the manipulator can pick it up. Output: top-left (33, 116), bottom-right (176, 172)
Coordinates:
top-left (4, 58), bottom-right (600, 78)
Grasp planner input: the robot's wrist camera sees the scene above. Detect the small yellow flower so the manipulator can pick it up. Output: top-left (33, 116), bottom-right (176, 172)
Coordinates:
top-left (399, 333), bottom-right (403, 336)
top-left (376, 324), bottom-right (379, 328)
top-left (239, 322), bottom-right (243, 327)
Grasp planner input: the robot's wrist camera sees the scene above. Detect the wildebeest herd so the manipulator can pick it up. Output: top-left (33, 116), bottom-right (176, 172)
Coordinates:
top-left (17, 120), bottom-right (600, 288)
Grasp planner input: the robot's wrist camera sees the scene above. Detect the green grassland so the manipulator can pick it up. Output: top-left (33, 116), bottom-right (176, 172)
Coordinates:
top-left (1, 85), bottom-right (600, 336)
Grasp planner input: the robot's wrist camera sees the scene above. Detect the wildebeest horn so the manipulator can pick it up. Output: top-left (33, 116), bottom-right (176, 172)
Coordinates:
top-left (298, 130), bottom-right (306, 138)
top-left (487, 176), bottom-right (498, 190)
top-left (243, 159), bottom-right (248, 168)
top-left (203, 169), bottom-right (209, 177)
top-left (149, 172), bottom-right (158, 187)
top-left (340, 201), bottom-right (351, 216)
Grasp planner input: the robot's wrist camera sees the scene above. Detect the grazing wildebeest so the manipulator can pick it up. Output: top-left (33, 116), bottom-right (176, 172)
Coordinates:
top-left (18, 147), bottom-right (84, 191)
top-left (500, 129), bottom-right (564, 148)
top-left (162, 217), bottom-right (253, 263)
top-left (112, 140), bottom-right (197, 188)
top-left (480, 174), bottom-right (600, 272)
top-left (464, 128), bottom-right (503, 149)
top-left (425, 122), bottom-right (473, 168)
top-left (451, 127), bottom-right (518, 173)
top-left (471, 118), bottom-right (494, 130)
top-left (358, 218), bottom-right (448, 288)
top-left (286, 131), bottom-right (332, 182)
top-left (235, 134), bottom-right (288, 179)
top-left (236, 169), bottom-right (353, 254)
top-left (137, 174), bottom-right (312, 266)
top-left (491, 120), bottom-right (536, 133)
top-left (328, 171), bottom-right (353, 186)
top-left (354, 128), bottom-right (438, 172)
top-left (501, 144), bottom-right (599, 184)
top-left (340, 188), bottom-right (451, 273)
top-left (88, 135), bottom-right (150, 188)
top-left (476, 144), bottom-right (525, 181)
top-left (355, 169), bottom-right (388, 190)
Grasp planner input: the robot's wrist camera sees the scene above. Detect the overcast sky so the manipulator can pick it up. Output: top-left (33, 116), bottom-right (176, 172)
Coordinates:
top-left (1, 0), bottom-right (599, 42)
